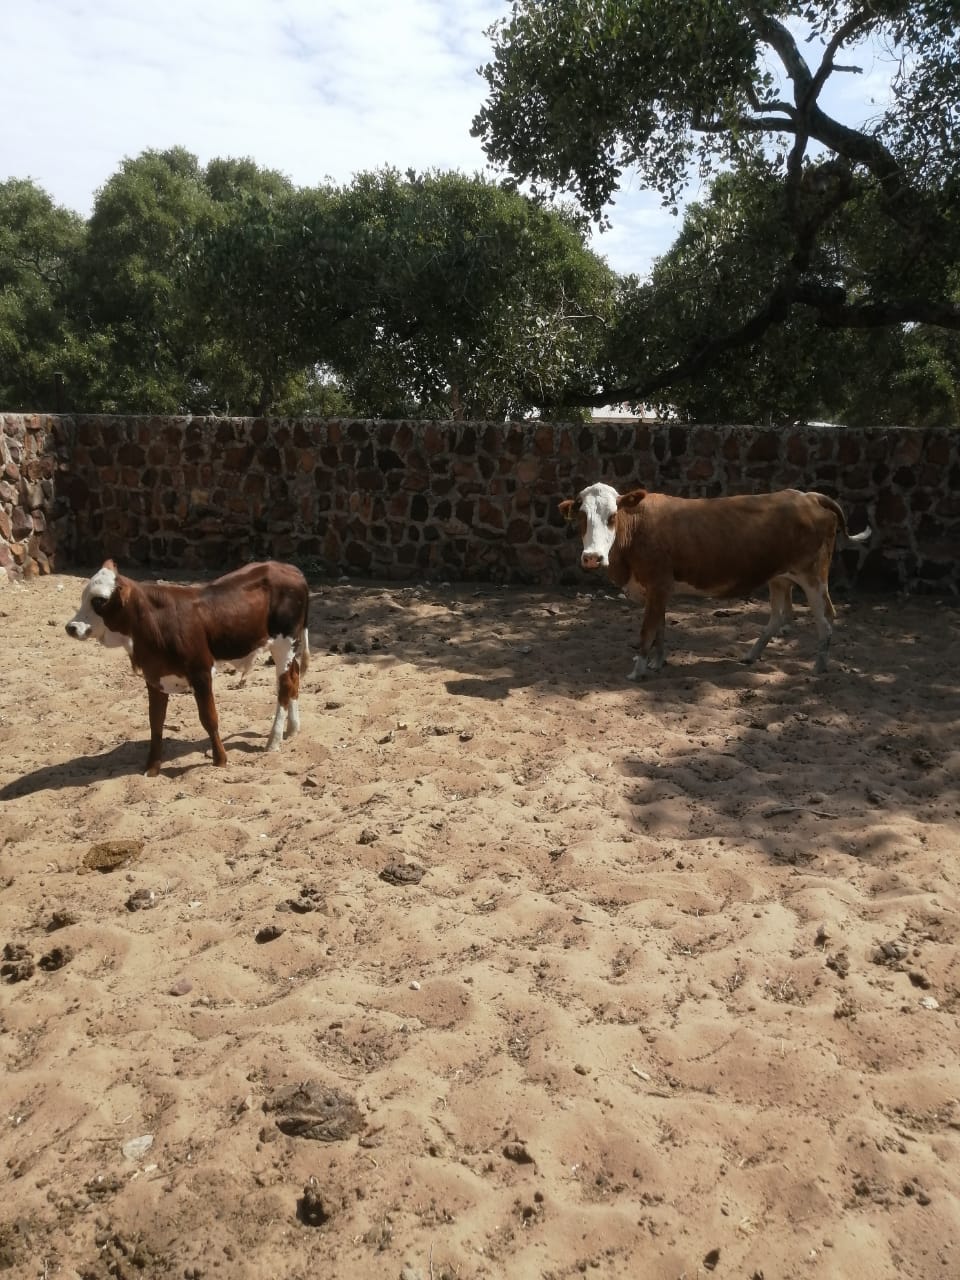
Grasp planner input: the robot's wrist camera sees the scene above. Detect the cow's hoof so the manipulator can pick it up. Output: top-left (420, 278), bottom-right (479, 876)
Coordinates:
top-left (144, 765), bottom-right (161, 778)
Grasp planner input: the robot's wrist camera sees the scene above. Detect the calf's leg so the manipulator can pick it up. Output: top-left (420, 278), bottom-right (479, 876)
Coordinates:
top-left (266, 635), bottom-right (301, 750)
top-left (145, 684), bottom-right (169, 778)
top-left (191, 672), bottom-right (228, 766)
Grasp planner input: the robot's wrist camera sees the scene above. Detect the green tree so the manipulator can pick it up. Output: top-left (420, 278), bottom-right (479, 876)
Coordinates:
top-left (68, 147), bottom-right (218, 412)
top-left (474, 1), bottom-right (960, 408)
top-left (323, 169), bottom-right (615, 418)
top-left (193, 167), bottom-right (615, 418)
top-left (0, 179), bottom-right (84, 409)
top-left (602, 165), bottom-right (959, 424)
top-left (191, 180), bottom-right (355, 415)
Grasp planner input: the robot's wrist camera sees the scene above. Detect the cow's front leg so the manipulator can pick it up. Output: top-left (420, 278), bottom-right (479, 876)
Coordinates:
top-left (145, 684), bottom-right (169, 777)
top-left (192, 672), bottom-right (228, 766)
top-left (628, 589), bottom-right (669, 680)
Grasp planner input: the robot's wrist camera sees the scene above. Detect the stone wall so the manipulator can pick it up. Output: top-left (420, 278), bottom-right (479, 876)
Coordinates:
top-left (2, 413), bottom-right (958, 592)
top-left (0, 415), bottom-right (71, 579)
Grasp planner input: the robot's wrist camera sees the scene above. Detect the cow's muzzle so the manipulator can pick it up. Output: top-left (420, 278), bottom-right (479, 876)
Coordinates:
top-left (581, 552), bottom-right (606, 570)
top-left (65, 621), bottom-right (89, 639)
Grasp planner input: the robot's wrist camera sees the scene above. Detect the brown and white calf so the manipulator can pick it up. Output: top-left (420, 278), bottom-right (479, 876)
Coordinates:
top-left (559, 484), bottom-right (870, 676)
top-left (65, 560), bottom-right (310, 775)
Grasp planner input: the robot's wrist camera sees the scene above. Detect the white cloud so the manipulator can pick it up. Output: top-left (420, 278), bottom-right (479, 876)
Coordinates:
top-left (0, 2), bottom-right (911, 282)
top-left (0, 0), bottom-right (678, 276)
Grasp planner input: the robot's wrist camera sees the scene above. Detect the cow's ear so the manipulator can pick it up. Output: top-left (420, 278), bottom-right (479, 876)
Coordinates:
top-left (617, 489), bottom-right (647, 512)
top-left (558, 498), bottom-right (577, 522)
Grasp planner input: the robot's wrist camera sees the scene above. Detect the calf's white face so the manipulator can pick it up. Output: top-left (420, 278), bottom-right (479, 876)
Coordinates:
top-left (65, 564), bottom-right (128, 649)
top-left (575, 482), bottom-right (620, 569)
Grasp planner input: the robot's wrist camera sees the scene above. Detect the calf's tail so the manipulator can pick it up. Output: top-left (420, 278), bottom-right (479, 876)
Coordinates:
top-left (297, 587), bottom-right (311, 677)
top-left (811, 492), bottom-right (872, 544)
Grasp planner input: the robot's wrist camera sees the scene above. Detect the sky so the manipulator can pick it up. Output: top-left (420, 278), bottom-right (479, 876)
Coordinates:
top-left (2, 1), bottom-right (894, 281)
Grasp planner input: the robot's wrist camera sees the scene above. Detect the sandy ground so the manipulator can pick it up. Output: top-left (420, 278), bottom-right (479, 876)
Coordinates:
top-left (1, 568), bottom-right (959, 1280)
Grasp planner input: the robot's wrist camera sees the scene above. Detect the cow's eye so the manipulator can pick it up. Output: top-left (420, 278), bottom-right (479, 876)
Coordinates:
top-left (607, 514), bottom-right (616, 528)
top-left (90, 596), bottom-right (108, 615)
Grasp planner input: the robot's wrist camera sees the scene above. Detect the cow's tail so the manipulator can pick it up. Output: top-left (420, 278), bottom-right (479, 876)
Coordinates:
top-left (812, 492), bottom-right (872, 544)
top-left (297, 588), bottom-right (311, 678)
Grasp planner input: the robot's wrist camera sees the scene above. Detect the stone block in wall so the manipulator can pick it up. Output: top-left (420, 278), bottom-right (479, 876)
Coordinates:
top-left (11, 506), bottom-right (33, 538)
top-left (690, 427), bottom-right (718, 458)
top-left (722, 435), bottom-right (741, 462)
top-left (22, 479), bottom-right (45, 509)
top-left (891, 434), bottom-right (923, 467)
top-left (687, 457), bottom-right (716, 483)
top-left (747, 432), bottom-right (780, 463)
top-left (925, 437), bottom-right (951, 466)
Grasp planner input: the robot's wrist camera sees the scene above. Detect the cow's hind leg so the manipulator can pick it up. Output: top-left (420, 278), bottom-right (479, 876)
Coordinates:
top-left (745, 577), bottom-right (794, 664)
top-left (145, 684), bottom-right (170, 777)
top-left (795, 573), bottom-right (833, 673)
top-left (266, 635), bottom-right (301, 749)
top-left (192, 672), bottom-right (228, 766)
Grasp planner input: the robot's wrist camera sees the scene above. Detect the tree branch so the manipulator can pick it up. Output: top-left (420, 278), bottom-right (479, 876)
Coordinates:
top-left (693, 114), bottom-right (797, 135)
top-left (808, 9), bottom-right (874, 105)
top-left (794, 285), bottom-right (960, 329)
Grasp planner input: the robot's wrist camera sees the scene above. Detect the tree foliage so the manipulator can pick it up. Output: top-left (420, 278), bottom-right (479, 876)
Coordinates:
top-left (474, 1), bottom-right (960, 410)
top-left (1, 152), bottom-right (614, 418)
top-left (317, 169), bottom-right (615, 418)
top-left (0, 179), bottom-right (84, 409)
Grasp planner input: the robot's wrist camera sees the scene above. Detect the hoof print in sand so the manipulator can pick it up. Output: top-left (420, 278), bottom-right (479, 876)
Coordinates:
top-left (266, 1081), bottom-right (364, 1142)
top-left (277, 885), bottom-right (324, 914)
top-left (46, 910), bottom-right (78, 932)
top-left (1, 943), bottom-right (35, 982)
top-left (82, 839), bottom-right (143, 873)
top-left (297, 1182), bottom-right (335, 1227)
top-left (38, 945), bottom-right (74, 971)
top-left (126, 888), bottom-right (158, 912)
top-left (379, 862), bottom-right (425, 887)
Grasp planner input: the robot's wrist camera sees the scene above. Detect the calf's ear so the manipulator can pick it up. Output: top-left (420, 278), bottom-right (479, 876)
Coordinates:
top-left (558, 499), bottom-right (577, 522)
top-left (617, 489), bottom-right (647, 512)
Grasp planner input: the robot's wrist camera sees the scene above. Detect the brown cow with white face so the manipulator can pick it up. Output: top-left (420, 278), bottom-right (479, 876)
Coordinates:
top-left (66, 560), bottom-right (310, 775)
top-left (559, 483), bottom-right (870, 677)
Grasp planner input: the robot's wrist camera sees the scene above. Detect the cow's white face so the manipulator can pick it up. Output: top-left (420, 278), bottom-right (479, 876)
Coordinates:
top-left (65, 565), bottom-right (127, 648)
top-left (574, 482), bottom-right (620, 570)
